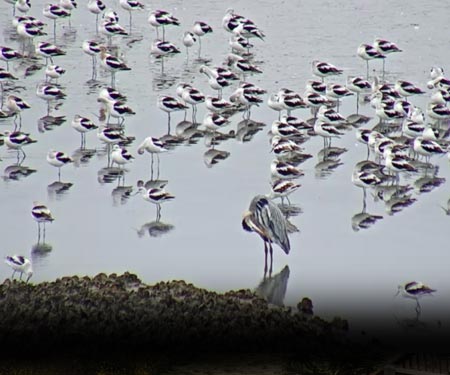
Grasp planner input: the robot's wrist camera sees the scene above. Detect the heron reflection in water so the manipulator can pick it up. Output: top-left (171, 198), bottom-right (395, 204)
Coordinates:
top-left (242, 195), bottom-right (298, 276)
top-left (255, 265), bottom-right (290, 306)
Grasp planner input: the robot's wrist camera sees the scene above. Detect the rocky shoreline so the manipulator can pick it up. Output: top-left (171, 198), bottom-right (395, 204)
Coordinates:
top-left (0, 272), bottom-right (353, 354)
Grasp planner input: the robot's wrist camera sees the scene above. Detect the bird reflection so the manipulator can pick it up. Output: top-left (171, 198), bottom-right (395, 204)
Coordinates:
top-left (112, 184), bottom-right (133, 206)
top-left (31, 241), bottom-right (53, 262)
top-left (203, 148), bottom-right (230, 168)
top-left (314, 130), bottom-right (348, 174)
top-left (47, 180), bottom-right (73, 200)
top-left (351, 188), bottom-right (383, 231)
top-left (277, 202), bottom-right (303, 219)
top-left (235, 119), bottom-right (265, 142)
top-left (3, 162), bottom-right (36, 181)
top-left (175, 120), bottom-right (204, 144)
top-left (97, 166), bottom-right (124, 184)
top-left (413, 174), bottom-right (446, 194)
top-left (203, 130), bottom-right (234, 148)
top-left (315, 150), bottom-right (344, 178)
top-left (255, 265), bottom-right (290, 305)
top-left (37, 113), bottom-right (66, 133)
top-left (385, 192), bottom-right (417, 216)
top-left (136, 220), bottom-right (174, 238)
top-left (152, 72), bottom-right (178, 91)
top-left (346, 113), bottom-right (371, 127)
top-left (318, 146), bottom-right (347, 161)
top-left (71, 147), bottom-right (96, 167)
top-left (440, 198), bottom-right (450, 215)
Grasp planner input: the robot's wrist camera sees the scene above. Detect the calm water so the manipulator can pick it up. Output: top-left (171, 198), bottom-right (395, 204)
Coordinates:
top-left (1, 0), bottom-right (449, 338)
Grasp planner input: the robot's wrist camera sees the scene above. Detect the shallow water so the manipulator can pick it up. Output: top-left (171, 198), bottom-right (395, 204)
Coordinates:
top-left (1, 0), bottom-right (449, 339)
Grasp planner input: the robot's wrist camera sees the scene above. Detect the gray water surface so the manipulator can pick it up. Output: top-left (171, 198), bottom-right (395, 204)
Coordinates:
top-left (1, 0), bottom-right (449, 338)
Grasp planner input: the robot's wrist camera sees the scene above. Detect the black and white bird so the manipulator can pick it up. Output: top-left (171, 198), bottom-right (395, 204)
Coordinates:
top-left (313, 121), bottom-right (344, 147)
top-left (43, 3), bottom-right (71, 37)
top-left (5, 255), bottom-right (33, 282)
top-left (357, 43), bottom-right (385, 78)
top-left (395, 281), bottom-right (435, 313)
top-left (87, 0), bottom-right (106, 31)
top-left (137, 184), bottom-right (175, 220)
top-left (312, 60), bottom-right (343, 81)
top-left (99, 46), bottom-right (131, 87)
top-left (71, 114), bottom-right (98, 148)
top-left (111, 144), bottom-right (134, 167)
top-left (205, 96), bottom-right (235, 114)
top-left (119, 0), bottom-right (144, 33)
top-left (31, 202), bottom-right (54, 241)
top-left (0, 46), bottom-right (23, 70)
top-left (225, 53), bottom-right (262, 78)
top-left (150, 39), bottom-right (180, 57)
top-left (270, 160), bottom-right (304, 180)
top-left (395, 80), bottom-right (425, 97)
top-left (3, 130), bottom-right (37, 157)
top-left (45, 64), bottom-right (66, 82)
top-left (148, 9), bottom-right (180, 40)
top-left (46, 149), bottom-right (73, 180)
top-left (97, 97), bottom-right (135, 125)
top-left (192, 21), bottom-right (212, 57)
top-left (157, 95), bottom-right (188, 132)
top-left (373, 38), bottom-right (402, 74)
top-left (6, 95), bottom-right (30, 129)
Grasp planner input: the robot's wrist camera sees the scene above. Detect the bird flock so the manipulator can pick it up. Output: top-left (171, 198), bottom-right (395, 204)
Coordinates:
top-left (0, 1), bottom-right (443, 317)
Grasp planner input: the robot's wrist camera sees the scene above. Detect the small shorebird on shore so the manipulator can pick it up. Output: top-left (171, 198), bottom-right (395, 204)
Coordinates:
top-left (5, 255), bottom-right (33, 282)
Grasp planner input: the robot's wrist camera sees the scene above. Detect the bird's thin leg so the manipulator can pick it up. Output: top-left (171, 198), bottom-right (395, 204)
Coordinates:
top-left (161, 56), bottom-right (165, 75)
top-left (167, 112), bottom-right (171, 134)
top-left (156, 153), bottom-right (160, 180)
top-left (198, 36), bottom-right (202, 59)
top-left (11, 270), bottom-right (16, 279)
top-left (129, 12), bottom-right (132, 35)
top-left (19, 271), bottom-right (23, 281)
top-left (0, 82), bottom-right (4, 109)
top-left (150, 153), bottom-right (154, 180)
top-left (415, 300), bottom-right (421, 314)
top-left (263, 241), bottom-right (268, 276)
top-left (156, 204), bottom-right (161, 221)
top-left (362, 188), bottom-right (367, 212)
top-left (269, 243), bottom-right (273, 277)
top-left (366, 61), bottom-right (369, 80)
top-left (107, 144), bottom-right (111, 166)
top-left (356, 93), bottom-right (360, 114)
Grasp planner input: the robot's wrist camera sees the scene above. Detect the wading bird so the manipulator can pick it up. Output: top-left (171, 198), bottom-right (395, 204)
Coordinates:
top-left (242, 195), bottom-right (297, 275)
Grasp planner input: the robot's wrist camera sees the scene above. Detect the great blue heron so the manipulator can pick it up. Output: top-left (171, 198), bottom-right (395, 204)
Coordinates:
top-left (242, 195), bottom-right (297, 275)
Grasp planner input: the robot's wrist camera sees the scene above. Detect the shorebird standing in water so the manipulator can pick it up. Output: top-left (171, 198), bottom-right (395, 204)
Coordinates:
top-left (242, 195), bottom-right (298, 276)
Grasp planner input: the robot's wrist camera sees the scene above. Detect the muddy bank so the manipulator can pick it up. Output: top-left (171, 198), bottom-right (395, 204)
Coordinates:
top-left (0, 272), bottom-right (352, 353)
